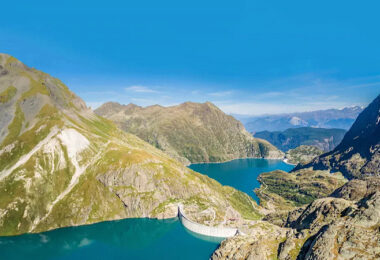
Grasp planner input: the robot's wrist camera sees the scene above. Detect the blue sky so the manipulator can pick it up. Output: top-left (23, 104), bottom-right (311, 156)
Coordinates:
top-left (1, 0), bottom-right (379, 115)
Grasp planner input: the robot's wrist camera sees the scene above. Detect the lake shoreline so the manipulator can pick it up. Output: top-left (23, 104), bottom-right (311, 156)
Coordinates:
top-left (189, 156), bottom-right (286, 166)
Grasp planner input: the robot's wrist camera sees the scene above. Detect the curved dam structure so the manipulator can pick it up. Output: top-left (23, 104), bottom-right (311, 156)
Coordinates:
top-left (178, 205), bottom-right (241, 238)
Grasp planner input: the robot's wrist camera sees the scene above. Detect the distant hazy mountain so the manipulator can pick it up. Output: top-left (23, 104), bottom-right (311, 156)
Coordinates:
top-left (295, 94), bottom-right (380, 179)
top-left (95, 101), bottom-right (284, 165)
top-left (254, 127), bottom-right (347, 152)
top-left (236, 106), bottom-right (364, 132)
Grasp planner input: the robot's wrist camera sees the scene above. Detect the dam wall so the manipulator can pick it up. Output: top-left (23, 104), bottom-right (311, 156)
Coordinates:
top-left (178, 205), bottom-right (239, 238)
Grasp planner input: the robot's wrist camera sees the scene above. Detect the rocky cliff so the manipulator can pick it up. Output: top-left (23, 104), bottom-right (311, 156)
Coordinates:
top-left (95, 101), bottom-right (283, 165)
top-left (0, 54), bottom-right (261, 236)
top-left (294, 94), bottom-right (380, 179)
top-left (213, 190), bottom-right (380, 260)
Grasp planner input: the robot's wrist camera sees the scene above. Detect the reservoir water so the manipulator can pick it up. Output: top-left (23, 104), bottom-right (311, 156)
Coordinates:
top-left (0, 218), bottom-right (222, 260)
top-left (1, 159), bottom-right (293, 259)
top-left (190, 158), bottom-right (294, 202)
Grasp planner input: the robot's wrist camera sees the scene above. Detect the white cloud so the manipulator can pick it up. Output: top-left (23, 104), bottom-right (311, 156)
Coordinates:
top-left (208, 91), bottom-right (233, 97)
top-left (125, 85), bottom-right (158, 93)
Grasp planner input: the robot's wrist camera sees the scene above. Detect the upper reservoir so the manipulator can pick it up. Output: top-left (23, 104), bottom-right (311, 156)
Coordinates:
top-left (190, 158), bottom-right (294, 202)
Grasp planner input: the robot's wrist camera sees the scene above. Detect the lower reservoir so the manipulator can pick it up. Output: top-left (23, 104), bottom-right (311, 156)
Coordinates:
top-left (2, 159), bottom-right (293, 259)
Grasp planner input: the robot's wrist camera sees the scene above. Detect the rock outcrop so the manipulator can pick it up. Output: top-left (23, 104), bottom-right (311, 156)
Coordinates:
top-left (95, 101), bottom-right (284, 165)
top-left (285, 145), bottom-right (324, 165)
top-left (213, 189), bottom-right (380, 260)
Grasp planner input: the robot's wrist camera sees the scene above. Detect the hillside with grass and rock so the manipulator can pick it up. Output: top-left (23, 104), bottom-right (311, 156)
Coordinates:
top-left (0, 54), bottom-right (262, 236)
top-left (95, 101), bottom-right (283, 165)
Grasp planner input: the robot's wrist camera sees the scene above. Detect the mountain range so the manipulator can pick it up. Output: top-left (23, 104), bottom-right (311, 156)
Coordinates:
top-left (0, 54), bottom-right (260, 236)
top-left (236, 106), bottom-right (363, 132)
top-left (254, 127), bottom-right (346, 152)
top-left (214, 94), bottom-right (380, 259)
top-left (1, 53), bottom-right (378, 259)
top-left (95, 101), bottom-right (283, 165)
top-left (294, 94), bottom-right (380, 179)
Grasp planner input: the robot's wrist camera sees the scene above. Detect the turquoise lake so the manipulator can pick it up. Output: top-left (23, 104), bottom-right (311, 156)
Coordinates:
top-left (190, 158), bottom-right (294, 202)
top-left (1, 158), bottom-right (293, 259)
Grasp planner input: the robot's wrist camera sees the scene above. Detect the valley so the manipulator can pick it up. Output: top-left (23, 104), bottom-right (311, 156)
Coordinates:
top-left (0, 54), bottom-right (378, 259)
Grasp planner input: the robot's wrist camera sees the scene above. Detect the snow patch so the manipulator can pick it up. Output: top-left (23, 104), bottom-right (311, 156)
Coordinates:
top-left (289, 116), bottom-right (307, 126)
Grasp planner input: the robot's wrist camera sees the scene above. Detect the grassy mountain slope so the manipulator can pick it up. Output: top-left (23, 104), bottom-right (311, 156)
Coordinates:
top-left (0, 54), bottom-right (261, 236)
top-left (95, 101), bottom-right (283, 165)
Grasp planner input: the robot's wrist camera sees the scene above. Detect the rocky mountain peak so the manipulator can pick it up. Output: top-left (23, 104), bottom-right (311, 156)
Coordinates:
top-left (294, 94), bottom-right (380, 179)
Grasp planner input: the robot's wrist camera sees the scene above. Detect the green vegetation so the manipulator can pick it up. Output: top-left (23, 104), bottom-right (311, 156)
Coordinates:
top-left (1, 103), bottom-right (24, 146)
top-left (226, 187), bottom-right (262, 220)
top-left (0, 104), bottom-right (62, 172)
top-left (20, 72), bottom-right (50, 99)
top-left (0, 86), bottom-right (17, 103)
top-left (256, 169), bottom-right (346, 208)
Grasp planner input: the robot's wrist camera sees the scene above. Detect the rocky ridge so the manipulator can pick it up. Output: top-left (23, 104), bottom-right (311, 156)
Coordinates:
top-left (294, 94), bottom-right (380, 179)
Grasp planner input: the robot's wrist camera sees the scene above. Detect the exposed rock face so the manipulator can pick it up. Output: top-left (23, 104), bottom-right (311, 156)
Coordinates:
top-left (294, 192), bottom-right (380, 260)
top-left (95, 101), bottom-right (283, 165)
top-left (331, 177), bottom-right (380, 201)
top-left (285, 145), bottom-right (324, 165)
top-left (294, 95), bottom-right (380, 179)
top-left (211, 221), bottom-right (288, 260)
top-left (213, 190), bottom-right (380, 260)
top-left (0, 54), bottom-right (261, 236)
top-left (254, 127), bottom-right (346, 152)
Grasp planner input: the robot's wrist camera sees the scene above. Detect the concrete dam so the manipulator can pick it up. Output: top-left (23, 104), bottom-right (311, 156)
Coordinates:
top-left (178, 205), bottom-right (242, 238)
